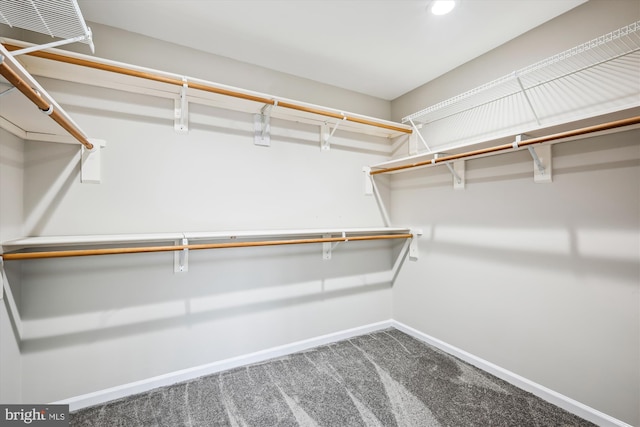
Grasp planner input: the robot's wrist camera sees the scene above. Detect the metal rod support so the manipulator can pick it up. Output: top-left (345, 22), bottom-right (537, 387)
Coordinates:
top-left (527, 146), bottom-right (545, 173)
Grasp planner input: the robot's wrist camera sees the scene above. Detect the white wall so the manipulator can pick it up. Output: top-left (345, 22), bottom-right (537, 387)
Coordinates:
top-left (389, 2), bottom-right (640, 424)
top-left (0, 129), bottom-right (24, 402)
top-left (10, 71), bottom-right (397, 402)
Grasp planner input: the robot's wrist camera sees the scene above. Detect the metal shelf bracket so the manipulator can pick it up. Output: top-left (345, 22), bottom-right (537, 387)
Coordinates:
top-left (362, 166), bottom-right (373, 195)
top-left (445, 160), bottom-right (465, 190)
top-left (514, 134), bottom-right (552, 183)
top-left (408, 118), bottom-right (430, 154)
top-left (174, 237), bottom-right (189, 273)
top-left (320, 114), bottom-right (346, 151)
top-left (409, 229), bottom-right (422, 261)
top-left (174, 78), bottom-right (189, 133)
top-left (81, 139), bottom-right (106, 184)
top-left (254, 101), bottom-right (276, 147)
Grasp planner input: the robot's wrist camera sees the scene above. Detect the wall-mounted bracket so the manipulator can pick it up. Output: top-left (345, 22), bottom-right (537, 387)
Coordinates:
top-left (320, 114), bottom-right (346, 151)
top-left (408, 118), bottom-right (430, 153)
top-left (10, 31), bottom-right (95, 56)
top-left (445, 160), bottom-right (465, 190)
top-left (81, 139), bottom-right (106, 184)
top-left (514, 72), bottom-right (541, 126)
top-left (528, 145), bottom-right (552, 183)
top-left (513, 135), bottom-right (552, 183)
top-left (174, 78), bottom-right (189, 133)
top-left (362, 166), bottom-right (373, 195)
top-left (409, 229), bottom-right (422, 261)
top-left (254, 101), bottom-right (276, 147)
top-left (174, 237), bottom-right (189, 273)
top-left (322, 234), bottom-right (332, 260)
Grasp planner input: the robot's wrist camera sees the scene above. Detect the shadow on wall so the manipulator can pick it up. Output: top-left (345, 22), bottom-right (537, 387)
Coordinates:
top-left (9, 240), bottom-right (403, 353)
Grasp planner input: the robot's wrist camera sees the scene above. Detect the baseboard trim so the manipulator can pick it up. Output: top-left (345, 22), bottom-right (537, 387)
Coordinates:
top-left (56, 319), bottom-right (631, 427)
top-left (391, 320), bottom-right (631, 427)
top-left (54, 320), bottom-right (394, 411)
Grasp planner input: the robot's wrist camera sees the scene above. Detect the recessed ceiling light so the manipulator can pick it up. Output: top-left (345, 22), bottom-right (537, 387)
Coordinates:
top-left (431, 0), bottom-right (456, 15)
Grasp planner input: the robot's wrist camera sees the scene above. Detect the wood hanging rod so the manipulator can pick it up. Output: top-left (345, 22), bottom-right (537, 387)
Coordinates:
top-left (0, 46), bottom-right (94, 150)
top-left (370, 116), bottom-right (640, 175)
top-left (1, 233), bottom-right (413, 261)
top-left (2, 43), bottom-right (412, 135)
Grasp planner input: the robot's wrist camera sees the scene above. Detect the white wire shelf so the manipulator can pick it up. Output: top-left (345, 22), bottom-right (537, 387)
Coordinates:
top-left (403, 21), bottom-right (640, 153)
top-left (0, 0), bottom-right (94, 53)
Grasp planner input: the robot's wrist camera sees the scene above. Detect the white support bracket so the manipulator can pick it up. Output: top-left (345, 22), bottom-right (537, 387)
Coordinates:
top-left (408, 118), bottom-right (430, 153)
top-left (362, 166), bottom-right (373, 196)
top-left (10, 31), bottom-right (95, 56)
top-left (174, 237), bottom-right (189, 273)
top-left (320, 114), bottom-right (346, 151)
top-left (445, 160), bottom-right (465, 190)
top-left (254, 101), bottom-right (276, 147)
top-left (513, 134), bottom-right (552, 183)
top-left (174, 78), bottom-right (189, 133)
top-left (409, 229), bottom-right (422, 261)
top-left (322, 233), bottom-right (333, 260)
top-left (81, 139), bottom-right (106, 184)
top-left (528, 145), bottom-right (552, 183)
top-left (514, 72), bottom-right (541, 126)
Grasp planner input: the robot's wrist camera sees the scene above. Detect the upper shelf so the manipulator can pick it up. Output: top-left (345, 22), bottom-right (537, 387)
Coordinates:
top-left (0, 0), bottom-right (94, 53)
top-left (402, 21), bottom-right (640, 154)
top-left (0, 38), bottom-right (412, 141)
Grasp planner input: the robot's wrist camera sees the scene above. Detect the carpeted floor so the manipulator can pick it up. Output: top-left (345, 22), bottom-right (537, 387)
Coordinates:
top-left (70, 328), bottom-right (596, 426)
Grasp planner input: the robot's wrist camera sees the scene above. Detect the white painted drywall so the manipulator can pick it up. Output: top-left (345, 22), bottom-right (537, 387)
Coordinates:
top-left (11, 69), bottom-right (397, 401)
top-left (0, 129), bottom-right (24, 402)
top-left (390, 2), bottom-right (640, 424)
top-left (390, 127), bottom-right (640, 424)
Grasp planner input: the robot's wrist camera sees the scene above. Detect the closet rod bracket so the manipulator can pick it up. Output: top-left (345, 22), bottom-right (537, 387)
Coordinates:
top-left (174, 237), bottom-right (189, 273)
top-left (515, 134), bottom-right (552, 183)
top-left (320, 114), bottom-right (346, 151)
top-left (174, 78), bottom-right (189, 133)
top-left (409, 229), bottom-right (422, 261)
top-left (254, 101), bottom-right (276, 147)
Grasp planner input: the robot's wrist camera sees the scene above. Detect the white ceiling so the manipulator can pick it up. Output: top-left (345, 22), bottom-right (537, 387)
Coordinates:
top-left (77, 0), bottom-right (586, 100)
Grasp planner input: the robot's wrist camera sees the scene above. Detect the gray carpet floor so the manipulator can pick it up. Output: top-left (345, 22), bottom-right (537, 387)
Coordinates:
top-left (70, 328), bottom-right (596, 426)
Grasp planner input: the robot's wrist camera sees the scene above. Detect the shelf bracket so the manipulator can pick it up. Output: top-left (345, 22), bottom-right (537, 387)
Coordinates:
top-left (445, 160), bottom-right (465, 190)
top-left (174, 237), bottom-right (189, 273)
top-left (174, 78), bottom-right (189, 133)
top-left (0, 256), bottom-right (23, 339)
top-left (322, 233), bottom-right (333, 260)
top-left (320, 114), bottom-right (346, 151)
top-left (409, 229), bottom-right (422, 261)
top-left (528, 145), bottom-right (552, 183)
top-left (515, 73), bottom-right (541, 126)
top-left (254, 101), bottom-right (276, 147)
top-left (513, 135), bottom-right (552, 183)
top-left (362, 166), bottom-right (373, 195)
top-left (81, 139), bottom-right (105, 184)
top-left (10, 31), bottom-right (95, 56)
top-left (408, 118), bottom-right (430, 153)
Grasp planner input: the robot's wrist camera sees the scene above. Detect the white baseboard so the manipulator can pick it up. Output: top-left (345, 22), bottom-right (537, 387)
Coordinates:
top-left (391, 320), bottom-right (631, 427)
top-left (56, 319), bottom-right (630, 427)
top-left (54, 320), bottom-right (394, 411)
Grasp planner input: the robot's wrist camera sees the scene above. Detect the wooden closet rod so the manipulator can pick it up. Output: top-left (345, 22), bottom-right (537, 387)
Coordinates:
top-left (370, 116), bottom-right (640, 175)
top-left (2, 43), bottom-right (412, 135)
top-left (0, 50), bottom-right (94, 150)
top-left (1, 233), bottom-right (413, 261)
